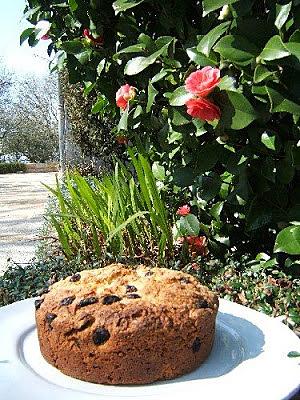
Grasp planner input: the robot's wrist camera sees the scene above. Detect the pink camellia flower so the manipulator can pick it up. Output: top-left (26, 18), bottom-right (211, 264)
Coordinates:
top-left (185, 97), bottom-right (221, 122)
top-left (116, 84), bottom-right (136, 110)
top-left (176, 205), bottom-right (191, 216)
top-left (185, 67), bottom-right (220, 97)
top-left (83, 28), bottom-right (104, 45)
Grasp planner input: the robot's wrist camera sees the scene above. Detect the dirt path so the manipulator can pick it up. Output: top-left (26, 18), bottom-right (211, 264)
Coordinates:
top-left (0, 172), bottom-right (57, 272)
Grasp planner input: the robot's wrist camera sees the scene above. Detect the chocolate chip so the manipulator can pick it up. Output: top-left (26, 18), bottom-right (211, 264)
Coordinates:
top-left (196, 299), bottom-right (209, 309)
top-left (45, 313), bottom-right (57, 329)
top-left (78, 315), bottom-right (95, 331)
top-left (78, 296), bottom-right (98, 307)
top-left (125, 285), bottom-right (137, 293)
top-left (192, 337), bottom-right (201, 353)
top-left (64, 315), bottom-right (95, 336)
top-left (126, 293), bottom-right (141, 299)
top-left (70, 273), bottom-right (81, 282)
top-left (34, 298), bottom-right (44, 310)
top-left (60, 295), bottom-right (76, 306)
top-left (92, 328), bottom-right (110, 345)
top-left (102, 295), bottom-right (121, 305)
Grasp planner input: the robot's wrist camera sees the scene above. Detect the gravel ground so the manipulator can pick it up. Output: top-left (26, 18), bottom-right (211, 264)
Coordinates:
top-left (0, 172), bottom-right (57, 272)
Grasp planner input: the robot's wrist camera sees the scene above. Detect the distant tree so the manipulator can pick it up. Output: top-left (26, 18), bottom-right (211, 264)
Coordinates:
top-left (0, 61), bottom-right (13, 141)
top-left (0, 66), bottom-right (59, 162)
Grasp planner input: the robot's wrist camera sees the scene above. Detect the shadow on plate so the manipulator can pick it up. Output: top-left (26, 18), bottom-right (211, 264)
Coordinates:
top-left (153, 311), bottom-right (265, 385)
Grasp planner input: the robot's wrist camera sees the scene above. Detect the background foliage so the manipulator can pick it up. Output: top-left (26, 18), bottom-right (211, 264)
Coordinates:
top-left (23, 0), bottom-right (300, 260)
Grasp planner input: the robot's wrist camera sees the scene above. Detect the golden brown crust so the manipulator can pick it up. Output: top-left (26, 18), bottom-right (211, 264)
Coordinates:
top-left (35, 264), bottom-right (219, 384)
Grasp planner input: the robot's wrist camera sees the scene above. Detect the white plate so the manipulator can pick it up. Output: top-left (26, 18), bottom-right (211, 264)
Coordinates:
top-left (0, 298), bottom-right (299, 400)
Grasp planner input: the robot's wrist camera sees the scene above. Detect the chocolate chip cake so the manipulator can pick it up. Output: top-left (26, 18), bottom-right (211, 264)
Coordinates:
top-left (35, 264), bottom-right (219, 385)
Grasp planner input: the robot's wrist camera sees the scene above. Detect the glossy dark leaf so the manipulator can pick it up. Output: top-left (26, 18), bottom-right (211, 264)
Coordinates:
top-left (197, 21), bottom-right (230, 56)
top-left (113, 0), bottom-right (145, 14)
top-left (275, 2), bottom-right (292, 30)
top-left (259, 36), bottom-right (290, 61)
top-left (265, 86), bottom-right (300, 115)
top-left (146, 82), bottom-right (158, 113)
top-left (274, 226), bottom-right (300, 255)
top-left (203, 0), bottom-right (239, 14)
top-left (214, 35), bottom-right (259, 65)
top-left (227, 92), bottom-right (257, 129)
top-left (60, 40), bottom-right (84, 55)
top-left (20, 28), bottom-right (35, 45)
top-left (168, 86), bottom-right (192, 107)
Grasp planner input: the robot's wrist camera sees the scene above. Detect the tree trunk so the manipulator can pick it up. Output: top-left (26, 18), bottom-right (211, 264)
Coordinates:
top-left (57, 71), bottom-right (66, 173)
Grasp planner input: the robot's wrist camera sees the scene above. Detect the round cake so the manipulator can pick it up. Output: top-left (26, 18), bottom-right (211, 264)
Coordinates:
top-left (35, 264), bottom-right (219, 384)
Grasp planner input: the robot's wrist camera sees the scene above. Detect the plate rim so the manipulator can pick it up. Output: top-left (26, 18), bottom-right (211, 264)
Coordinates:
top-left (0, 298), bottom-right (299, 400)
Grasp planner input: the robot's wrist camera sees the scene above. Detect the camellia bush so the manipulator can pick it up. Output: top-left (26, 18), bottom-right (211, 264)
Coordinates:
top-left (22, 0), bottom-right (300, 261)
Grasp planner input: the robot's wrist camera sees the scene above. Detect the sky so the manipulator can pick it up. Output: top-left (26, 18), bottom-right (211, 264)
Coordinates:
top-left (0, 0), bottom-right (50, 76)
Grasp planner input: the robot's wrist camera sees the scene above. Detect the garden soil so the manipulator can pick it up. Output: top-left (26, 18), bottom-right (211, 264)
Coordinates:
top-left (0, 172), bottom-right (57, 272)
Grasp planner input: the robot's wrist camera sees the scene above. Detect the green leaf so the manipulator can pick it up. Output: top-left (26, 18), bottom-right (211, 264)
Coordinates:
top-left (168, 86), bottom-right (192, 106)
top-left (178, 214), bottom-right (200, 236)
top-left (261, 131), bottom-right (277, 151)
top-left (83, 82), bottom-right (95, 97)
top-left (218, 76), bottom-right (238, 91)
top-left (68, 0), bottom-right (78, 12)
top-left (113, 0), bottom-right (145, 13)
top-left (133, 105), bottom-right (143, 119)
top-left (151, 69), bottom-right (170, 83)
top-left (124, 38), bottom-right (173, 75)
top-left (193, 119), bottom-right (207, 136)
top-left (259, 36), bottom-right (290, 61)
top-left (227, 92), bottom-right (257, 129)
top-left (97, 59), bottom-right (106, 75)
top-left (254, 65), bottom-right (277, 84)
top-left (247, 200), bottom-right (272, 231)
top-left (117, 43), bottom-right (146, 54)
top-left (186, 47), bottom-right (217, 66)
top-left (210, 201), bottom-right (224, 221)
top-left (265, 86), bottom-right (300, 115)
top-left (196, 143), bottom-right (219, 173)
top-left (197, 21), bottom-right (230, 56)
top-left (20, 28), bottom-right (35, 45)
top-left (91, 95), bottom-right (108, 114)
top-left (274, 225), bottom-right (300, 255)
top-left (168, 130), bottom-right (183, 144)
top-left (284, 42), bottom-right (300, 62)
top-left (287, 351), bottom-right (300, 358)
top-left (172, 110), bottom-right (190, 126)
top-left (152, 162), bottom-right (166, 181)
top-left (76, 49), bottom-right (92, 64)
top-left (107, 211), bottom-right (148, 243)
top-left (146, 82), bottom-right (158, 113)
top-left (118, 107), bottom-right (129, 131)
top-left (275, 2), bottom-right (292, 30)
top-left (203, 0), bottom-right (238, 14)
top-left (60, 40), bottom-right (84, 54)
top-left (173, 167), bottom-right (196, 187)
top-left (214, 35), bottom-right (258, 65)
top-left (155, 36), bottom-right (174, 50)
